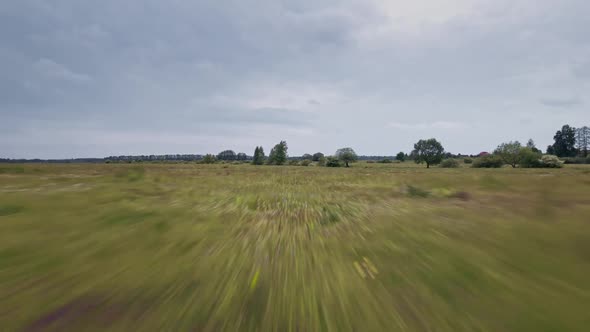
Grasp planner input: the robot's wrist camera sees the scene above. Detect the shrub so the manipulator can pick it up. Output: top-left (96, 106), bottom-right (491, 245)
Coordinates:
top-left (379, 159), bottom-right (393, 164)
top-left (317, 157), bottom-right (326, 167)
top-left (540, 155), bottom-right (564, 168)
top-left (406, 185), bottom-right (429, 198)
top-left (201, 154), bottom-right (217, 164)
top-left (464, 158), bottom-right (473, 164)
top-left (300, 160), bottom-right (312, 166)
top-left (439, 159), bottom-right (460, 168)
top-left (519, 149), bottom-right (543, 168)
top-left (289, 160), bottom-right (299, 166)
top-left (366, 160), bottom-right (376, 164)
top-left (472, 155), bottom-right (504, 168)
top-left (325, 156), bottom-right (342, 167)
top-left (563, 157), bottom-right (590, 164)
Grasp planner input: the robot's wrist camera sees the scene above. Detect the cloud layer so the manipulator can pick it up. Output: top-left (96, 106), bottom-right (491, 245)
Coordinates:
top-left (1, 0), bottom-right (589, 158)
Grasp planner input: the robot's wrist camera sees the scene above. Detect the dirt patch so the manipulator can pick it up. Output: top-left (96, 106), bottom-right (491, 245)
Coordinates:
top-left (451, 191), bottom-right (472, 201)
top-left (24, 294), bottom-right (149, 331)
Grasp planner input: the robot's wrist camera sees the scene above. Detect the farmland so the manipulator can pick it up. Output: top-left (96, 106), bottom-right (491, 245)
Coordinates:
top-left (1, 162), bottom-right (590, 331)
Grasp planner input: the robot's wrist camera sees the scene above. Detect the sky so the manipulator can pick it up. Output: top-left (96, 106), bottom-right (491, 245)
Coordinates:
top-left (1, 0), bottom-right (589, 159)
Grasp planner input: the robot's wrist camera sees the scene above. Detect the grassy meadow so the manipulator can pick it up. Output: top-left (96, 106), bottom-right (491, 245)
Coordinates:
top-left (1, 162), bottom-right (590, 331)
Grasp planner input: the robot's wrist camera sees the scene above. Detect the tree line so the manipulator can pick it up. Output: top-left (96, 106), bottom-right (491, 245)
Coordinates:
top-left (230, 123), bottom-right (589, 169)
top-left (2, 124), bottom-right (587, 165)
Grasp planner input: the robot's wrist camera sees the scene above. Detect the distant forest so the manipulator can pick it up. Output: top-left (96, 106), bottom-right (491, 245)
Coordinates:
top-left (2, 124), bottom-right (588, 165)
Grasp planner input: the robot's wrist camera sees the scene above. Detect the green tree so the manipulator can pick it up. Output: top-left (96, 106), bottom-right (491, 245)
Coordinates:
top-left (325, 156), bottom-right (342, 167)
top-left (302, 154), bottom-right (313, 161)
top-left (526, 139), bottom-right (540, 153)
top-left (335, 147), bottom-right (358, 167)
top-left (268, 141), bottom-right (288, 165)
top-left (395, 152), bottom-right (406, 162)
top-left (201, 154), bottom-right (216, 164)
top-left (236, 152), bottom-right (248, 161)
top-left (518, 147), bottom-right (543, 168)
top-left (217, 150), bottom-right (237, 161)
top-left (576, 126), bottom-right (590, 157)
top-left (312, 152), bottom-right (324, 162)
top-left (494, 141), bottom-right (523, 168)
top-left (552, 125), bottom-right (577, 157)
top-left (252, 146), bottom-right (265, 165)
top-left (413, 139), bottom-right (445, 168)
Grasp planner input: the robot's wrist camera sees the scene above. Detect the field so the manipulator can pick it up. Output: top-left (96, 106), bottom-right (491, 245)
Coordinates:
top-left (1, 162), bottom-right (590, 331)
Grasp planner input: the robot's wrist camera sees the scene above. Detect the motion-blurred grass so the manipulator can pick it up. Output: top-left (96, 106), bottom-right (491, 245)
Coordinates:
top-left (1, 162), bottom-right (589, 331)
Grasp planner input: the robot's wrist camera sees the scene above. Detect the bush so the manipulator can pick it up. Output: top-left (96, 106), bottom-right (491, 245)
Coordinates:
top-left (317, 157), bottom-right (326, 167)
top-left (439, 159), bottom-right (460, 168)
top-left (519, 149), bottom-right (543, 168)
top-left (540, 155), bottom-right (564, 168)
top-left (289, 160), bottom-right (300, 166)
top-left (300, 160), bottom-right (312, 166)
top-left (325, 156), bottom-right (342, 167)
top-left (464, 158), bottom-right (473, 164)
top-left (366, 160), bottom-right (376, 164)
top-left (472, 155), bottom-right (504, 168)
top-left (562, 157), bottom-right (590, 164)
top-left (379, 159), bottom-right (393, 164)
top-left (201, 154), bottom-right (217, 164)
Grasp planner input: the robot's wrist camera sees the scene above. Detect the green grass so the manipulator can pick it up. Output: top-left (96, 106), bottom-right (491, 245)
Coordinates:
top-left (1, 162), bottom-right (590, 331)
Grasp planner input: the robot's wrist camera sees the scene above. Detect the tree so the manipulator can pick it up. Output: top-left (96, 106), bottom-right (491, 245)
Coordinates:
top-left (217, 150), bottom-right (237, 161)
top-left (252, 146), bottom-right (265, 165)
top-left (268, 141), bottom-right (288, 165)
top-left (494, 141), bottom-right (523, 168)
top-left (335, 148), bottom-right (358, 167)
top-left (546, 145), bottom-right (555, 155)
top-left (201, 154), bottom-right (216, 164)
top-left (518, 147), bottom-right (543, 168)
top-left (396, 152), bottom-right (406, 162)
top-left (413, 139), bottom-right (445, 168)
top-left (552, 125), bottom-right (577, 157)
top-left (312, 152), bottom-right (324, 162)
top-left (576, 126), bottom-right (590, 157)
top-left (237, 152), bottom-right (248, 161)
top-left (526, 139), bottom-right (541, 153)
top-left (302, 154), bottom-right (313, 161)
top-left (325, 156), bottom-right (342, 167)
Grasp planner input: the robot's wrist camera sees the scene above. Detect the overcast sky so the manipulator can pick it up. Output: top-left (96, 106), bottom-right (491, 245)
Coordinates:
top-left (1, 0), bottom-right (589, 158)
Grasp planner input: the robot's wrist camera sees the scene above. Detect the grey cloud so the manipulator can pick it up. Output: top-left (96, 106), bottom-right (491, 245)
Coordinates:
top-left (1, 0), bottom-right (589, 158)
top-left (540, 98), bottom-right (583, 108)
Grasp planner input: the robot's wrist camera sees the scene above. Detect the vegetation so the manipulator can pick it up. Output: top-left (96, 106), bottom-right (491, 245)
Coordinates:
top-left (463, 158), bottom-right (473, 164)
top-left (312, 152), bottom-right (324, 162)
top-left (395, 152), bottom-right (406, 162)
top-left (217, 150), bottom-right (237, 161)
top-left (252, 146), bottom-right (265, 165)
top-left (472, 155), bottom-right (504, 168)
top-left (439, 158), bottom-right (460, 168)
top-left (413, 138), bottom-right (445, 168)
top-left (494, 141), bottom-right (523, 168)
top-left (1, 163), bottom-right (590, 331)
top-left (302, 154), bottom-right (313, 161)
top-left (267, 141), bottom-right (288, 165)
top-left (335, 148), bottom-right (358, 167)
top-left (201, 154), bottom-right (216, 164)
top-left (540, 155), bottom-right (564, 168)
top-left (325, 156), bottom-right (342, 167)
top-left (518, 148), bottom-right (544, 168)
top-left (300, 159), bottom-right (312, 166)
top-left (551, 125), bottom-right (578, 157)
top-left (576, 126), bottom-right (590, 157)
